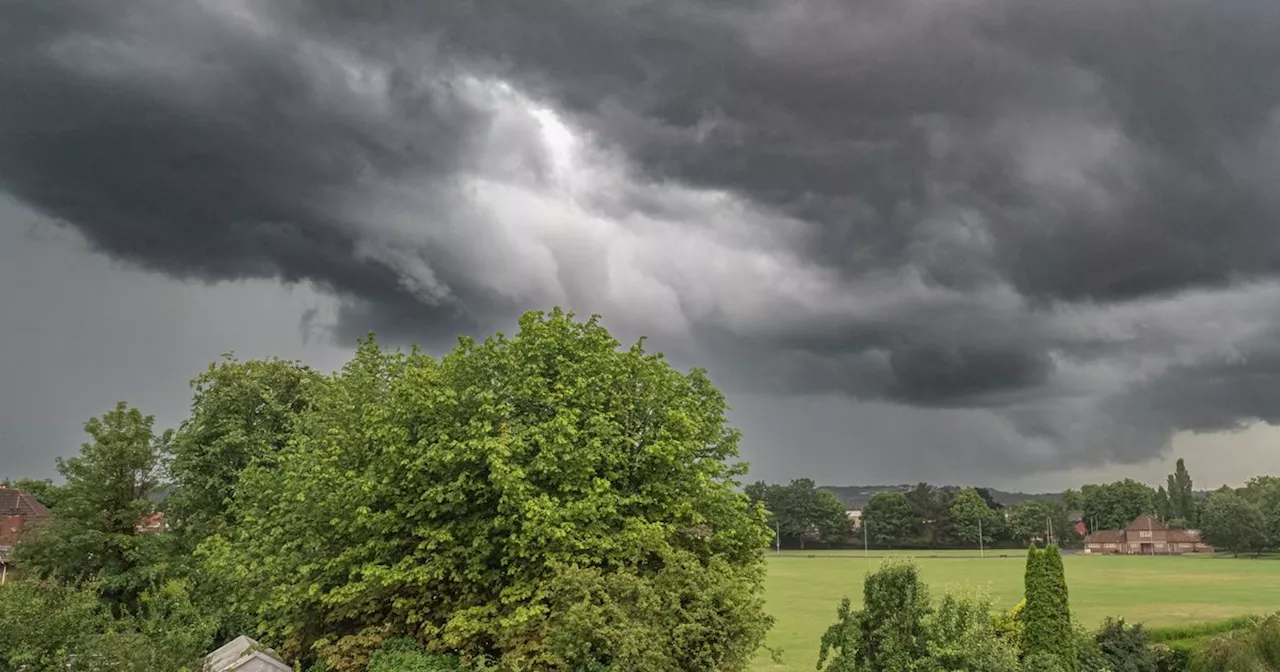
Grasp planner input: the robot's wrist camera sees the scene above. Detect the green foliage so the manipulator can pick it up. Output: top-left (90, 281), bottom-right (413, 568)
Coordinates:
top-left (817, 562), bottom-right (1020, 672)
top-left (1167, 459), bottom-right (1197, 526)
top-left (818, 561), bottom-right (933, 672)
top-left (949, 487), bottom-right (1005, 547)
top-left (992, 600), bottom-right (1025, 653)
top-left (1201, 488), bottom-right (1267, 556)
top-left (1094, 618), bottom-right (1156, 672)
top-left (14, 402), bottom-right (171, 613)
top-left (904, 484), bottom-right (955, 547)
top-left (745, 479), bottom-right (851, 548)
top-left (861, 492), bottom-right (918, 546)
top-left (1147, 616), bottom-right (1262, 644)
top-left (1242, 477), bottom-right (1280, 553)
top-left (922, 591), bottom-right (1019, 672)
top-left (168, 356), bottom-right (323, 545)
top-left (1021, 651), bottom-right (1068, 672)
top-left (1023, 546), bottom-right (1076, 671)
top-left (1008, 500), bottom-right (1077, 547)
top-left (1150, 644), bottom-right (1190, 672)
top-left (1082, 480), bottom-right (1156, 532)
top-left (365, 638), bottom-right (466, 672)
top-left (541, 554), bottom-right (771, 671)
top-left (205, 310), bottom-right (772, 670)
top-left (0, 578), bottom-right (215, 672)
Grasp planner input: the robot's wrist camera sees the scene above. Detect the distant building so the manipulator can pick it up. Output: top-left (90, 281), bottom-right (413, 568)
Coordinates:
top-left (136, 511), bottom-right (168, 534)
top-left (845, 509), bottom-right (862, 528)
top-left (0, 486), bottom-right (52, 580)
top-left (1083, 514), bottom-right (1213, 555)
top-left (0, 486), bottom-right (51, 546)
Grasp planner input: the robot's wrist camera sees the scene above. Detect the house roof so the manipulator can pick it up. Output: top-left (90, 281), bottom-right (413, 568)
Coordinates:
top-left (1084, 529), bottom-right (1124, 544)
top-left (0, 489), bottom-right (51, 519)
top-left (1168, 529), bottom-right (1203, 543)
top-left (1124, 514), bottom-right (1167, 532)
top-left (204, 636), bottom-right (290, 672)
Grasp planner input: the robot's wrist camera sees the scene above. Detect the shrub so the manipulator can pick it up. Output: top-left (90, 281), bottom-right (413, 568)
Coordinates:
top-left (365, 638), bottom-right (466, 672)
top-left (818, 561), bottom-right (932, 672)
top-left (1188, 634), bottom-right (1264, 672)
top-left (818, 562), bottom-right (1019, 672)
top-left (925, 591), bottom-right (1019, 672)
top-left (1150, 644), bottom-right (1190, 672)
top-left (1022, 651), bottom-right (1069, 672)
top-left (1094, 618), bottom-right (1156, 672)
top-left (1023, 545), bottom-right (1076, 671)
top-left (992, 599), bottom-right (1025, 653)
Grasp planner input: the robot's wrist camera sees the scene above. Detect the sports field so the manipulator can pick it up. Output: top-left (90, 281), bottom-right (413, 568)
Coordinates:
top-left (751, 551), bottom-right (1280, 672)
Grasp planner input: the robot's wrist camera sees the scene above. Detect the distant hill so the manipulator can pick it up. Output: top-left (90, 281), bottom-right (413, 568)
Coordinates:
top-left (820, 484), bottom-right (1063, 509)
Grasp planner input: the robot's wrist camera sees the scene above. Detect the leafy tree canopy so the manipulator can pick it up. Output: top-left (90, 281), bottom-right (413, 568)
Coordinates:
top-left (861, 492), bottom-right (917, 546)
top-left (15, 402), bottom-right (172, 613)
top-left (204, 309), bottom-right (772, 671)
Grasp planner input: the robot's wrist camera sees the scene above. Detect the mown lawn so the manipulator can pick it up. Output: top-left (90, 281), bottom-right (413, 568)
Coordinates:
top-left (751, 551), bottom-right (1280, 672)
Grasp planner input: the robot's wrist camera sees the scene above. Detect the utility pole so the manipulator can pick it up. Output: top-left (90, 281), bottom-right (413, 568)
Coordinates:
top-left (776, 520), bottom-right (781, 555)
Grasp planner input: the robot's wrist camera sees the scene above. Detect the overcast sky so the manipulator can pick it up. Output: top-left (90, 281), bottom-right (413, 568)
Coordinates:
top-left (4, 0), bottom-right (1280, 491)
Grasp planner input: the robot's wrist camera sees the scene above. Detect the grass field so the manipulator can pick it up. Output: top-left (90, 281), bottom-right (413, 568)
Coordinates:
top-left (751, 551), bottom-right (1280, 672)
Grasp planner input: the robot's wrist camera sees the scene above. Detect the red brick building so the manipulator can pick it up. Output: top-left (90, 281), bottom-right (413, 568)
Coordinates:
top-left (1083, 514), bottom-right (1213, 554)
top-left (0, 487), bottom-right (51, 546)
top-left (0, 486), bottom-right (52, 578)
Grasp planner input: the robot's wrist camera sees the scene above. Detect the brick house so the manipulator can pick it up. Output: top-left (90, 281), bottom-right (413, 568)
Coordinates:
top-left (0, 486), bottom-right (52, 578)
top-left (1083, 514), bottom-right (1213, 554)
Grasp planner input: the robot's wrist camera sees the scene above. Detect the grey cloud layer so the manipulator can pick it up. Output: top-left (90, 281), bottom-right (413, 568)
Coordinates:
top-left (3, 0), bottom-right (1280, 475)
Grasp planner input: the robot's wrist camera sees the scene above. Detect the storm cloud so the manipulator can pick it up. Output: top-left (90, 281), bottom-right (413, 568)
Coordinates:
top-left (3, 0), bottom-right (1280, 478)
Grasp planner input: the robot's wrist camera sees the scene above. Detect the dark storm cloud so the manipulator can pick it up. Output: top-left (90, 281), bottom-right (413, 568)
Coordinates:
top-left (0, 0), bottom-right (504, 340)
top-left (305, 0), bottom-right (1280, 300)
top-left (5, 0), bottom-right (1280, 474)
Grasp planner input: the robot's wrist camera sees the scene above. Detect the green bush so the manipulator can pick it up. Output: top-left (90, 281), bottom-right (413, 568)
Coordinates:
top-left (1022, 651), bottom-right (1069, 672)
top-left (1094, 618), bottom-right (1156, 672)
top-left (0, 579), bottom-right (214, 671)
top-left (1023, 545), bottom-right (1077, 671)
top-left (818, 561), bottom-right (1019, 672)
top-left (365, 638), bottom-right (465, 672)
top-left (1188, 634), bottom-right (1264, 672)
top-left (1150, 644), bottom-right (1190, 672)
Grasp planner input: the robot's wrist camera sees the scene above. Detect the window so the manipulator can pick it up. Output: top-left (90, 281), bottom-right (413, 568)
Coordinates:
top-left (1139, 530), bottom-right (1152, 538)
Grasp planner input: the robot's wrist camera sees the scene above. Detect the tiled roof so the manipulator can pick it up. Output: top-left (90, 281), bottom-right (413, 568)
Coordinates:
top-left (1125, 514), bottom-right (1168, 532)
top-left (1084, 529), bottom-right (1124, 544)
top-left (1167, 529), bottom-right (1203, 543)
top-left (0, 489), bottom-right (51, 519)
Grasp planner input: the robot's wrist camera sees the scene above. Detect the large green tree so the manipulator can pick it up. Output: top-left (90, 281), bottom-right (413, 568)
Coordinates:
top-left (904, 483), bottom-right (954, 546)
top-left (949, 487), bottom-right (1004, 547)
top-left (167, 356), bottom-right (323, 544)
top-left (205, 310), bottom-right (773, 671)
top-left (1081, 480), bottom-right (1155, 532)
top-left (745, 479), bottom-right (851, 549)
top-left (1201, 488), bottom-right (1266, 557)
top-left (15, 402), bottom-right (172, 613)
top-left (1008, 500), bottom-right (1075, 547)
top-left (1166, 459), bottom-right (1196, 525)
top-left (861, 492), bottom-right (918, 546)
